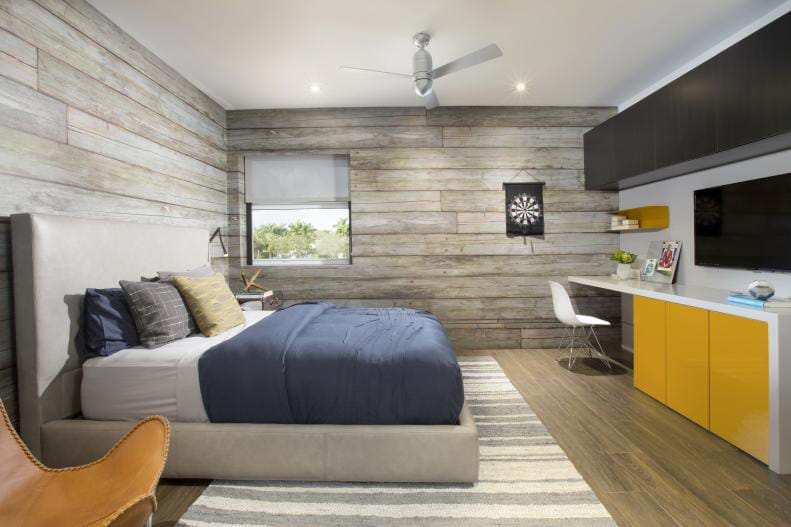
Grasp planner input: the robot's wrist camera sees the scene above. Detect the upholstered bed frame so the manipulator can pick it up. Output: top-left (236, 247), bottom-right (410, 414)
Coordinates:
top-left (11, 213), bottom-right (479, 482)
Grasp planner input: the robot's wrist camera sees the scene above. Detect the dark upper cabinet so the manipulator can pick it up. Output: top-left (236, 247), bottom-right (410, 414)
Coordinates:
top-left (655, 57), bottom-right (718, 168)
top-left (583, 12), bottom-right (791, 191)
top-left (613, 96), bottom-right (655, 180)
top-left (717, 13), bottom-right (791, 151)
top-left (583, 118), bottom-right (616, 190)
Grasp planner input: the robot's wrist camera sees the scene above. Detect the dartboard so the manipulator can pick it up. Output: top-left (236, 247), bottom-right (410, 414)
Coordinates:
top-left (508, 193), bottom-right (542, 227)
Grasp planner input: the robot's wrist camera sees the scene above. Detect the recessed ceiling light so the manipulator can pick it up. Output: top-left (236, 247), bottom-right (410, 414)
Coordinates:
top-left (309, 83), bottom-right (321, 93)
top-left (515, 82), bottom-right (527, 92)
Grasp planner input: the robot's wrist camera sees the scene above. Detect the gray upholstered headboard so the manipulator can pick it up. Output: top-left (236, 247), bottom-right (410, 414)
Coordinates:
top-left (11, 213), bottom-right (210, 456)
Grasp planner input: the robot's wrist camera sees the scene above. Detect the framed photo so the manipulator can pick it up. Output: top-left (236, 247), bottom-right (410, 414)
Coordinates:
top-left (642, 241), bottom-right (682, 284)
top-left (643, 258), bottom-right (656, 277)
top-left (657, 241), bottom-right (680, 276)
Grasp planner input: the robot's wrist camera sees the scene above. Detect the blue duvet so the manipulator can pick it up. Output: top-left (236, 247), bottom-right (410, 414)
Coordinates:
top-left (197, 302), bottom-right (464, 425)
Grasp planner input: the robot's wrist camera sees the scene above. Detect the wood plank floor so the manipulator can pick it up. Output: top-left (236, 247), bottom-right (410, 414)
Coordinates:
top-left (153, 349), bottom-right (791, 526)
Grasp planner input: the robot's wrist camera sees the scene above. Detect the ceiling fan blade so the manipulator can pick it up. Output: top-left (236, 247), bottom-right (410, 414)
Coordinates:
top-left (339, 66), bottom-right (411, 79)
top-left (431, 43), bottom-right (503, 79)
top-left (424, 89), bottom-right (440, 110)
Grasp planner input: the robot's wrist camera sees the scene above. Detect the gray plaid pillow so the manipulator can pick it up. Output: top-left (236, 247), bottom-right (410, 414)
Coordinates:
top-left (120, 280), bottom-right (195, 348)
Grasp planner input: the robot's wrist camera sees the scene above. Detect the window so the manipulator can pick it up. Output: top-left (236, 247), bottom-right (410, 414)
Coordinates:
top-left (250, 204), bottom-right (349, 263)
top-left (245, 155), bottom-right (350, 265)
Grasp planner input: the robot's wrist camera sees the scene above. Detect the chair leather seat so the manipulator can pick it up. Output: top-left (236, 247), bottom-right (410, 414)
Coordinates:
top-left (0, 400), bottom-right (169, 527)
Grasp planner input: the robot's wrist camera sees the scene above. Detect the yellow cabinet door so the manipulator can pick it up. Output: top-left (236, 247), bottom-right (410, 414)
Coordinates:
top-left (666, 303), bottom-right (710, 428)
top-left (634, 296), bottom-right (666, 403)
top-left (710, 312), bottom-right (769, 463)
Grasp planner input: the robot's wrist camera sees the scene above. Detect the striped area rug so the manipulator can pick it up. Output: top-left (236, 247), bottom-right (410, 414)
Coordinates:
top-left (177, 357), bottom-right (615, 526)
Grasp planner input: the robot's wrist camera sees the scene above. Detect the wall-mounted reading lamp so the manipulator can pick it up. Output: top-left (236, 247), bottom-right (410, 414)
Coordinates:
top-left (209, 227), bottom-right (229, 257)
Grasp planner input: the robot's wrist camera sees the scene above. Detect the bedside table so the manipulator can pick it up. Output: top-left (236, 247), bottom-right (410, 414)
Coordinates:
top-left (236, 290), bottom-right (284, 311)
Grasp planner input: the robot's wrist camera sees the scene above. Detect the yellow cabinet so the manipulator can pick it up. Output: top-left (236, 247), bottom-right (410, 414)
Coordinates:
top-left (666, 304), bottom-right (709, 428)
top-left (632, 295), bottom-right (770, 464)
top-left (710, 312), bottom-right (769, 463)
top-left (634, 296), bottom-right (666, 403)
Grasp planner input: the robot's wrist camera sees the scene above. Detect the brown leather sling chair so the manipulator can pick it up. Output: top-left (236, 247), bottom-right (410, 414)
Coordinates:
top-left (0, 399), bottom-right (170, 527)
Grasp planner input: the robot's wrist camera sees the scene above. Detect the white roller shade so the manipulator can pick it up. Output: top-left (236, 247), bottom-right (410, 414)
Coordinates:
top-left (245, 154), bottom-right (349, 204)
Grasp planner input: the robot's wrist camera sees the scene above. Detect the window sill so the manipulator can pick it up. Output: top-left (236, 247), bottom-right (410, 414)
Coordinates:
top-left (250, 259), bottom-right (351, 267)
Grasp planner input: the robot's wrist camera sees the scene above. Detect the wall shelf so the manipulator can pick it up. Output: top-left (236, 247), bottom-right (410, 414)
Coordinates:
top-left (609, 205), bottom-right (669, 232)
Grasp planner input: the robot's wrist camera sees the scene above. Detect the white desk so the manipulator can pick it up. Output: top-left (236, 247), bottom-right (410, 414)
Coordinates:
top-left (568, 276), bottom-right (791, 323)
top-left (569, 275), bottom-right (791, 474)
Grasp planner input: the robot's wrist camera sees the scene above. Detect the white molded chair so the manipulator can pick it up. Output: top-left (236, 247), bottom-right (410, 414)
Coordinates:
top-left (548, 281), bottom-right (612, 371)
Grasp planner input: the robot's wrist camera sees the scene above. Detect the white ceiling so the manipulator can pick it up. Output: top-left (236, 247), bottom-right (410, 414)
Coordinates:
top-left (89, 0), bottom-right (785, 110)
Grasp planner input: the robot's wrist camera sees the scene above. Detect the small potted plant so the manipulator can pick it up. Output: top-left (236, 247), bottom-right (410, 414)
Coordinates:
top-left (611, 249), bottom-right (637, 280)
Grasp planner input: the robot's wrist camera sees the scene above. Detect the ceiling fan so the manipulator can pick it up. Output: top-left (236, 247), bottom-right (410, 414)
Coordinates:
top-left (340, 32), bottom-right (503, 109)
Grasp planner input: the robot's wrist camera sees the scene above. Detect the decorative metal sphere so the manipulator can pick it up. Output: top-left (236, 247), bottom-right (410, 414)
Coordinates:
top-left (749, 280), bottom-right (775, 300)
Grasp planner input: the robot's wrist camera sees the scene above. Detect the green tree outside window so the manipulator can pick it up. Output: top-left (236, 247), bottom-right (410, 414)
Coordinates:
top-left (253, 217), bottom-right (349, 261)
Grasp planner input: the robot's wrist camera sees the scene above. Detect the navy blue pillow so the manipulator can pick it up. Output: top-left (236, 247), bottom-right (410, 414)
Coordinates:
top-left (83, 288), bottom-right (140, 356)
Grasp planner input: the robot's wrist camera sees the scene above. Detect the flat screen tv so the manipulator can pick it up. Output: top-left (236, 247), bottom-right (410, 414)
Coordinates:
top-left (694, 173), bottom-right (791, 272)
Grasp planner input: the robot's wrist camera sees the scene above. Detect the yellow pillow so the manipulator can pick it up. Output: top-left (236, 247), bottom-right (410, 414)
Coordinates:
top-left (173, 273), bottom-right (245, 337)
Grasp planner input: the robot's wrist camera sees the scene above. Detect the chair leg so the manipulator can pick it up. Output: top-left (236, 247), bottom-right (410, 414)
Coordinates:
top-left (568, 326), bottom-right (577, 370)
top-left (557, 326), bottom-right (568, 349)
top-left (580, 328), bottom-right (595, 358)
top-left (146, 514), bottom-right (153, 527)
top-left (557, 326), bottom-right (570, 356)
top-left (587, 326), bottom-right (613, 371)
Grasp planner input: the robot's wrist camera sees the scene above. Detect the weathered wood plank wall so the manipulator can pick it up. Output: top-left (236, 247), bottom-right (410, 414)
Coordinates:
top-left (0, 0), bottom-right (228, 426)
top-left (226, 106), bottom-right (620, 351)
top-left (0, 1), bottom-right (621, 427)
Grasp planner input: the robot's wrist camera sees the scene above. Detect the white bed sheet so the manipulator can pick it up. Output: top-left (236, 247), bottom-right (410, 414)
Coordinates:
top-left (81, 311), bottom-right (272, 422)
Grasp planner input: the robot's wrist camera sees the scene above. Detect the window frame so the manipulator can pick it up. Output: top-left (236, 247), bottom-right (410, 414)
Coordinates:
top-left (246, 200), bottom-right (352, 267)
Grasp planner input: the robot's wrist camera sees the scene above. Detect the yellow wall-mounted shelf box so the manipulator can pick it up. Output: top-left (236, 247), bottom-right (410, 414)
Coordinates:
top-left (609, 205), bottom-right (669, 231)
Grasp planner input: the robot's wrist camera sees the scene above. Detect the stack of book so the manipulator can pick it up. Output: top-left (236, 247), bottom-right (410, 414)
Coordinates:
top-left (610, 216), bottom-right (640, 231)
top-left (236, 290), bottom-right (284, 311)
top-left (727, 292), bottom-right (791, 310)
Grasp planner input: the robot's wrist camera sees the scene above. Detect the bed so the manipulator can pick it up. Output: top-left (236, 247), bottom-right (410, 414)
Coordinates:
top-left (11, 213), bottom-right (478, 482)
top-left (81, 311), bottom-right (272, 423)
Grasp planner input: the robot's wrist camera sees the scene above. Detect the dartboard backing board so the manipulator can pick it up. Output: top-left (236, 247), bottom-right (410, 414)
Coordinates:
top-left (503, 182), bottom-right (545, 236)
